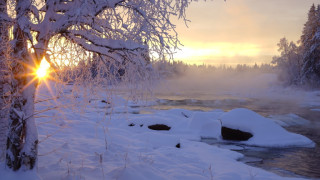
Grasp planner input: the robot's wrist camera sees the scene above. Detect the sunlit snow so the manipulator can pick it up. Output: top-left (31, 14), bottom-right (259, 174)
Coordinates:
top-left (0, 82), bottom-right (314, 180)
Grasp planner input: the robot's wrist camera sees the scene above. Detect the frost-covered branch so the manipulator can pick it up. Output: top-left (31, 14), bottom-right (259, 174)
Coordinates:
top-left (29, 0), bottom-right (191, 63)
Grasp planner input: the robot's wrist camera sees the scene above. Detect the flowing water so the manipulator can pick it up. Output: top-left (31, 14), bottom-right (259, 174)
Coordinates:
top-left (151, 92), bottom-right (320, 179)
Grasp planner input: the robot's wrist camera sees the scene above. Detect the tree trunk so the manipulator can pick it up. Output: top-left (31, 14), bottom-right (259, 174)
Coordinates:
top-left (6, 14), bottom-right (39, 170)
top-left (0, 50), bottom-right (11, 162)
top-left (6, 70), bottom-right (38, 171)
top-left (0, 0), bottom-right (10, 162)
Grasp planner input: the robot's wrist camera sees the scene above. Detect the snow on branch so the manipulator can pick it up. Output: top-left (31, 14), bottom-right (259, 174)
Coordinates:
top-left (64, 33), bottom-right (143, 63)
top-left (67, 29), bottom-right (145, 51)
top-left (28, 0), bottom-right (190, 63)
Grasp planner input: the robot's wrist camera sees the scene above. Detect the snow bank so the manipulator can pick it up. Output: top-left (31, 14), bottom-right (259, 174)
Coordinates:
top-left (33, 103), bottom-right (311, 179)
top-left (220, 108), bottom-right (315, 147)
top-left (0, 168), bottom-right (41, 180)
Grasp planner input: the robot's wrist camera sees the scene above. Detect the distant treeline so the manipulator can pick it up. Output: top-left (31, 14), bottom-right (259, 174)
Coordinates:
top-left (272, 4), bottom-right (320, 88)
top-left (152, 60), bottom-right (275, 78)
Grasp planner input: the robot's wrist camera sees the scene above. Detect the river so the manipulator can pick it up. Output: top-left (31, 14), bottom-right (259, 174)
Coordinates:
top-left (150, 90), bottom-right (320, 179)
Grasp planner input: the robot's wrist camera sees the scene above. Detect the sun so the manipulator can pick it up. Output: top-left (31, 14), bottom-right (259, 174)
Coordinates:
top-left (36, 58), bottom-right (51, 79)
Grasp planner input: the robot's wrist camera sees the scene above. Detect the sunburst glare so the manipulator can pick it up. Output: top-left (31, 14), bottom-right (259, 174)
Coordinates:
top-left (37, 58), bottom-right (51, 79)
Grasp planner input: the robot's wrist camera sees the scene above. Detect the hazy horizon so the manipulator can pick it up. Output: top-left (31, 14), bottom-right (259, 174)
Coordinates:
top-left (173, 0), bottom-right (319, 65)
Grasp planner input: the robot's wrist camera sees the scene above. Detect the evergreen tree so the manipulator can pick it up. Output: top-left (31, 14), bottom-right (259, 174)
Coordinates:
top-left (301, 4), bottom-right (320, 85)
top-left (301, 4), bottom-right (317, 49)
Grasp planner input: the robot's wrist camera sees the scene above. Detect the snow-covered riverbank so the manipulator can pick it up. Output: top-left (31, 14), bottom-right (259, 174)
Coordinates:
top-left (1, 82), bottom-right (315, 180)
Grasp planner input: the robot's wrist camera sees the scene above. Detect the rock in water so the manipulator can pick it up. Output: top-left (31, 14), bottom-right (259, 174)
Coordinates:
top-left (221, 126), bottom-right (253, 141)
top-left (148, 124), bottom-right (171, 131)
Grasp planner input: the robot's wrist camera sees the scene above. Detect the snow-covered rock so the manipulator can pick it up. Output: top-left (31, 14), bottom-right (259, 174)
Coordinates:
top-left (188, 110), bottom-right (223, 138)
top-left (220, 108), bottom-right (315, 147)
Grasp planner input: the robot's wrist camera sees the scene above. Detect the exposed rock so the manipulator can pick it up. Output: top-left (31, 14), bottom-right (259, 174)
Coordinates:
top-left (128, 123), bottom-right (143, 127)
top-left (148, 124), bottom-right (171, 131)
top-left (175, 143), bottom-right (181, 148)
top-left (101, 100), bottom-right (110, 104)
top-left (221, 126), bottom-right (253, 141)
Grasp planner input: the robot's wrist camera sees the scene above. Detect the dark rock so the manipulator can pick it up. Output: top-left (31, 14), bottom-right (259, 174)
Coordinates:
top-left (221, 126), bottom-right (253, 141)
top-left (101, 100), bottom-right (110, 104)
top-left (176, 143), bottom-right (181, 148)
top-left (148, 124), bottom-right (171, 131)
top-left (140, 124), bottom-right (143, 127)
top-left (128, 123), bottom-right (135, 127)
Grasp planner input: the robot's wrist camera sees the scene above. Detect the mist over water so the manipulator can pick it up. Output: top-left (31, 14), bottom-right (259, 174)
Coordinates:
top-left (155, 68), bottom-right (318, 104)
top-left (160, 71), bottom-right (276, 96)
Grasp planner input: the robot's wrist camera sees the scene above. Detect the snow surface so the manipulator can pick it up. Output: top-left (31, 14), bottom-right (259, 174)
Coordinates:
top-left (268, 114), bottom-right (310, 127)
top-left (0, 84), bottom-right (315, 180)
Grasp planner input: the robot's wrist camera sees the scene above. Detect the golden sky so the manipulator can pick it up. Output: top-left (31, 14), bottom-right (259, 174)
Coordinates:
top-left (173, 0), bottom-right (319, 66)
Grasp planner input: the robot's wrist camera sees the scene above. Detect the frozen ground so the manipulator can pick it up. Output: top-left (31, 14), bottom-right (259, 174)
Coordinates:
top-left (0, 81), bottom-right (316, 180)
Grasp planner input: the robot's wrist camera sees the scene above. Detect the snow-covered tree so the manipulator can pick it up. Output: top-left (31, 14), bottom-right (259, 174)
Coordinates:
top-left (272, 4), bottom-right (320, 87)
top-left (301, 4), bottom-right (320, 85)
top-left (0, 0), bottom-right (192, 171)
top-left (272, 37), bottom-right (302, 85)
top-left (301, 4), bottom-right (317, 50)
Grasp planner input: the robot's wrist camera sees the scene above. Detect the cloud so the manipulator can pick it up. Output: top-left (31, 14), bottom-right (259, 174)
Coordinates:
top-left (173, 42), bottom-right (275, 65)
top-left (179, 55), bottom-right (273, 66)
